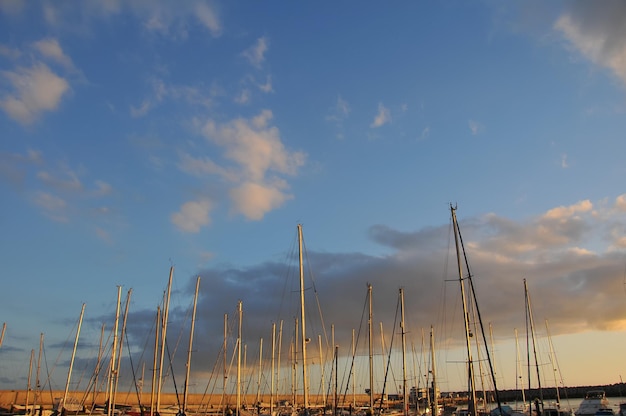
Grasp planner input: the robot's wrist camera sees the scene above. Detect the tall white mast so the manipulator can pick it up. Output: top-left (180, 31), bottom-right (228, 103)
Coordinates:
top-left (368, 284), bottom-right (374, 411)
top-left (451, 207), bottom-right (477, 414)
top-left (34, 333), bottom-right (44, 411)
top-left (223, 313), bottom-right (228, 416)
top-left (62, 303), bottom-right (86, 413)
top-left (108, 286), bottom-right (122, 416)
top-left (514, 329), bottom-right (526, 406)
top-left (237, 300), bottom-right (243, 416)
top-left (256, 338), bottom-right (263, 407)
top-left (400, 288), bottom-right (408, 416)
top-left (297, 224), bottom-right (309, 411)
top-left (157, 267), bottom-right (174, 414)
top-left (430, 326), bottom-right (438, 416)
top-left (270, 322), bottom-right (276, 416)
top-left (113, 288), bottom-right (132, 415)
top-left (183, 277), bottom-right (200, 415)
top-left (150, 306), bottom-right (160, 416)
top-left (0, 322), bottom-right (5, 348)
top-left (25, 349), bottom-right (34, 415)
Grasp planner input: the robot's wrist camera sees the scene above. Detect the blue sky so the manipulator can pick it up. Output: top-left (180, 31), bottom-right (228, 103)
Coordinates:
top-left (1, 0), bottom-right (626, 399)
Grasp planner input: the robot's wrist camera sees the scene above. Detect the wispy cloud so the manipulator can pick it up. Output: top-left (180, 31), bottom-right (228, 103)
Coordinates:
top-left (468, 119), bottom-right (483, 136)
top-left (32, 38), bottom-right (74, 70)
top-left (177, 110), bottom-right (306, 223)
top-left (0, 149), bottom-right (43, 186)
top-left (326, 95), bottom-right (351, 123)
top-left (0, 63), bottom-right (70, 124)
top-left (419, 126), bottom-right (430, 141)
top-left (32, 191), bottom-right (68, 222)
top-left (130, 77), bottom-right (213, 117)
top-left (242, 37), bottom-right (269, 68)
top-left (28, 2), bottom-right (222, 39)
top-left (554, 1), bottom-right (626, 86)
top-left (258, 75), bottom-right (273, 93)
top-left (0, 43), bottom-right (21, 59)
top-left (37, 164), bottom-right (83, 193)
top-left (370, 102), bottom-right (391, 128)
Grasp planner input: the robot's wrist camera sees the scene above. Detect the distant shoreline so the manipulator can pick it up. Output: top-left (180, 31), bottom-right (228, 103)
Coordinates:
top-left (2, 383), bottom-right (625, 408)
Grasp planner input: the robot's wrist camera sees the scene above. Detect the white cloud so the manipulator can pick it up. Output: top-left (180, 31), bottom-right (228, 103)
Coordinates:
top-left (370, 102), bottom-right (391, 128)
top-left (242, 37), bottom-right (269, 68)
top-left (171, 199), bottom-right (212, 233)
top-left (561, 153), bottom-right (569, 168)
top-left (554, 2), bottom-right (626, 86)
top-left (202, 110), bottom-right (305, 182)
top-left (32, 38), bottom-right (74, 70)
top-left (0, 64), bottom-right (69, 124)
top-left (615, 194), bottom-right (626, 212)
top-left (194, 2), bottom-right (221, 37)
top-left (230, 181), bottom-right (291, 221)
top-left (543, 199), bottom-right (593, 220)
top-left (187, 110), bottom-right (306, 220)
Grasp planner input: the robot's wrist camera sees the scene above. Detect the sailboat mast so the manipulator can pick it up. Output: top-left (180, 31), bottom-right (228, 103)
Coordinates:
top-left (368, 284), bottom-right (374, 411)
top-left (400, 288), bottom-right (408, 416)
top-left (277, 320), bottom-right (283, 407)
top-left (514, 329), bottom-right (526, 405)
top-left (157, 267), bottom-right (174, 414)
top-left (183, 276), bottom-right (200, 415)
top-left (150, 306), bottom-right (160, 416)
top-left (34, 333), bottom-right (44, 411)
top-left (25, 349), bottom-right (34, 416)
top-left (524, 279), bottom-right (543, 408)
top-left (257, 338), bottom-right (263, 407)
top-left (545, 320), bottom-right (562, 406)
top-left (271, 322), bottom-right (276, 416)
top-left (430, 326), bottom-right (438, 416)
top-left (297, 224), bottom-right (309, 411)
top-left (108, 286), bottom-right (122, 416)
top-left (0, 322), bottom-right (5, 348)
top-left (237, 300), bottom-right (243, 416)
top-left (113, 288), bottom-right (132, 414)
top-left (63, 303), bottom-right (86, 413)
top-left (451, 207), bottom-right (477, 414)
top-left (223, 313), bottom-right (227, 416)
top-left (319, 335), bottom-right (326, 408)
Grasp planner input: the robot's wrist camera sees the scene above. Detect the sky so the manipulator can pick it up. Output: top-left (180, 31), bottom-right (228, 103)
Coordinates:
top-left (1, 0), bottom-right (626, 402)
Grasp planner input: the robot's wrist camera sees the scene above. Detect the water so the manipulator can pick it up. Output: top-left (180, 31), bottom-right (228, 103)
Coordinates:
top-left (497, 397), bottom-right (626, 414)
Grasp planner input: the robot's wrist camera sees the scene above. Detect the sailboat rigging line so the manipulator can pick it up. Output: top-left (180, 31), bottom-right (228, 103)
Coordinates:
top-left (340, 284), bottom-right (369, 404)
top-left (125, 330), bottom-right (143, 408)
top-left (165, 339), bottom-right (183, 411)
top-left (452, 207), bottom-right (504, 416)
top-left (302, 239), bottom-right (331, 349)
top-left (378, 294), bottom-right (400, 414)
top-left (525, 278), bottom-right (543, 406)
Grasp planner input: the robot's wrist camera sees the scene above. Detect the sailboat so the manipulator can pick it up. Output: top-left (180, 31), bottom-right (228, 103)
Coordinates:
top-left (449, 206), bottom-right (504, 416)
top-left (522, 279), bottom-right (572, 416)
